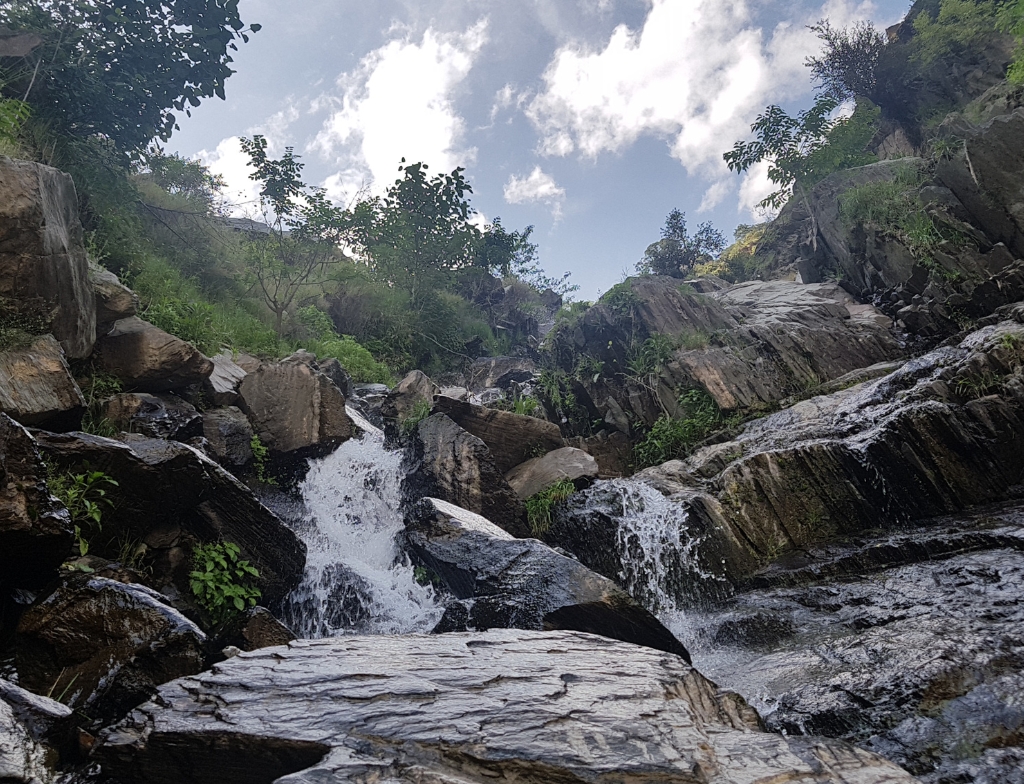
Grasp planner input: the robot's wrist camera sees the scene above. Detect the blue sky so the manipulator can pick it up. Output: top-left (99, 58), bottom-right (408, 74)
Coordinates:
top-left (168, 0), bottom-right (911, 300)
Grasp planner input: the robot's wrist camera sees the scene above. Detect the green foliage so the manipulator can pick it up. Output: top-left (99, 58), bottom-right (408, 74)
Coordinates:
top-left (998, 0), bottom-right (1024, 83)
top-left (636, 209), bottom-right (726, 278)
top-left (806, 19), bottom-right (888, 101)
top-left (189, 541), bottom-right (261, 624)
top-left (512, 396), bottom-right (540, 417)
top-left (0, 299), bottom-right (48, 351)
top-left (295, 306), bottom-right (392, 384)
top-left (76, 370), bottom-right (123, 437)
top-left (694, 223), bottom-right (771, 282)
top-left (47, 464), bottom-right (118, 557)
top-left (725, 96), bottom-right (879, 212)
top-left (633, 388), bottom-right (724, 469)
top-left (249, 434), bottom-right (274, 485)
top-left (399, 400), bottom-right (433, 436)
top-left (0, 0), bottom-right (259, 157)
top-left (912, 0), bottom-right (1000, 65)
top-left (0, 96), bottom-right (29, 156)
top-left (525, 479), bottom-right (577, 537)
top-left (602, 280), bottom-right (641, 319)
top-left (627, 334), bottom-right (679, 380)
top-left (537, 370), bottom-right (595, 436)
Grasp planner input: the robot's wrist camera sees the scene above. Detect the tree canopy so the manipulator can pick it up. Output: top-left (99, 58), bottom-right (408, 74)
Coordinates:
top-left (637, 209), bottom-right (726, 278)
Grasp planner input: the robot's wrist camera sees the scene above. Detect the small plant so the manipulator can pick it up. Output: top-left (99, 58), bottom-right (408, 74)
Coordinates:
top-left (525, 479), bottom-right (577, 537)
top-left (47, 465), bottom-right (119, 557)
top-left (250, 434), bottom-right (275, 485)
top-left (633, 388), bottom-right (724, 469)
top-left (400, 400), bottom-right (433, 436)
top-left (189, 541), bottom-right (262, 624)
top-left (512, 395), bottom-right (540, 417)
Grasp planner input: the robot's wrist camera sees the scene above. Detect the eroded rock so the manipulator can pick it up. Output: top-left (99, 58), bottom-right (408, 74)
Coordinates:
top-left (0, 335), bottom-right (84, 429)
top-left (95, 317), bottom-right (213, 392)
top-left (203, 350), bottom-right (246, 407)
top-left (95, 630), bottom-right (916, 784)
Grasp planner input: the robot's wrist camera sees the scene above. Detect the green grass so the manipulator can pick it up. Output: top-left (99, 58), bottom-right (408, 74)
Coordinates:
top-left (633, 388), bottom-right (724, 469)
top-left (525, 479), bottom-right (577, 537)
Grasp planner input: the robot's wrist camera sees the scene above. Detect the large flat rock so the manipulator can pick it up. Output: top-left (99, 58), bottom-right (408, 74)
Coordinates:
top-left (96, 630), bottom-right (916, 784)
top-left (95, 317), bottom-right (213, 392)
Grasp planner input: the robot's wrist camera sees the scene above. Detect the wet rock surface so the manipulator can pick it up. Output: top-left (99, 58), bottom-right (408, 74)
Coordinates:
top-left (94, 317), bottom-right (213, 392)
top-left (201, 405), bottom-right (254, 467)
top-left (405, 497), bottom-right (690, 660)
top-left (0, 335), bottom-right (85, 430)
top-left (98, 392), bottom-right (202, 441)
top-left (95, 629), bottom-right (916, 784)
top-left (505, 445), bottom-right (598, 500)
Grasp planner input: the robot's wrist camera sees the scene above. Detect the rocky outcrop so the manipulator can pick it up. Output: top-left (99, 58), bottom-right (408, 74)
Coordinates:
top-left (406, 498), bottom-right (690, 659)
top-left (505, 446), bottom-right (598, 500)
top-left (16, 576), bottom-right (206, 724)
top-left (95, 317), bottom-right (213, 392)
top-left (0, 157), bottom-right (95, 359)
top-left (0, 682), bottom-right (68, 784)
top-left (201, 406), bottom-right (254, 468)
top-left (33, 431), bottom-right (304, 604)
top-left (95, 629), bottom-right (916, 784)
top-left (380, 369), bottom-right (437, 425)
top-left (431, 395), bottom-right (563, 474)
top-left (0, 335), bottom-right (85, 429)
top-left (89, 261), bottom-right (137, 334)
top-left (0, 415), bottom-right (72, 590)
top-left (238, 354), bottom-right (352, 459)
top-left (408, 414), bottom-right (528, 538)
top-left (99, 393), bottom-right (202, 441)
top-left (202, 350), bottom-right (246, 407)
top-left (465, 355), bottom-right (538, 391)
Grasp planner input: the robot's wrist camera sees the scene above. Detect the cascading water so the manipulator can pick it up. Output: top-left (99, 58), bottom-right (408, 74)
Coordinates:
top-left (278, 409), bottom-right (442, 637)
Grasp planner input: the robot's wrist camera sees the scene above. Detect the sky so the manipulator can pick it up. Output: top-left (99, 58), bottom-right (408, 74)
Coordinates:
top-left (168, 0), bottom-right (912, 300)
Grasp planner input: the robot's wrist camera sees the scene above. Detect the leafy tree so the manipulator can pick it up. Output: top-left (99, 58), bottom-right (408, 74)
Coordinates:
top-left (0, 0), bottom-right (260, 157)
top-left (240, 135), bottom-right (350, 334)
top-left (806, 19), bottom-right (888, 101)
top-left (636, 209), bottom-right (726, 278)
top-left (724, 96), bottom-right (879, 246)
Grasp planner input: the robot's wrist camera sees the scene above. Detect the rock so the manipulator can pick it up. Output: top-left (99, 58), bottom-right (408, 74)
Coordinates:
top-left (95, 317), bottom-right (213, 392)
top-left (0, 334), bottom-right (85, 429)
top-left (95, 629), bottom-right (917, 784)
top-left (0, 414), bottom-right (72, 590)
top-left (567, 430), bottom-right (634, 478)
top-left (432, 395), bottom-right (564, 474)
top-left (0, 681), bottom-right (72, 746)
top-left (201, 406), bottom-right (254, 468)
top-left (238, 357), bottom-right (352, 459)
top-left (99, 392), bottom-right (202, 441)
top-left (317, 358), bottom-right (351, 397)
top-left (0, 156), bottom-right (95, 359)
top-left (89, 261), bottom-right (137, 334)
top-left (227, 607), bottom-right (296, 652)
top-left (465, 356), bottom-right (538, 391)
top-left (380, 370), bottom-right (437, 425)
top-left (408, 414), bottom-right (528, 538)
top-left (505, 446), bottom-right (598, 500)
top-left (202, 350), bottom-right (246, 406)
top-left (346, 383), bottom-right (389, 428)
top-left (405, 497), bottom-right (691, 659)
top-left (0, 687), bottom-right (64, 784)
top-left (32, 431), bottom-right (305, 604)
top-left (16, 576), bottom-right (206, 724)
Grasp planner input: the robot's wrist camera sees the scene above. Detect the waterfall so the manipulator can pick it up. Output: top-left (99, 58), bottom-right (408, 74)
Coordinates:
top-left (278, 409), bottom-right (442, 637)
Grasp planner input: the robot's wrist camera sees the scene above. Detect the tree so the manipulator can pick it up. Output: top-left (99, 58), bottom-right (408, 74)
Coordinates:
top-left (240, 135), bottom-right (349, 334)
top-left (636, 209), bottom-right (726, 278)
top-left (806, 19), bottom-right (887, 101)
top-left (724, 96), bottom-right (879, 246)
top-left (0, 0), bottom-right (260, 156)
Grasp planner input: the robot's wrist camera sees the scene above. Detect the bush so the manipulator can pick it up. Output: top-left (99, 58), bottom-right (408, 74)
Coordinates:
top-left (633, 388), bottom-right (723, 469)
top-left (189, 541), bottom-right (261, 624)
top-left (399, 400), bottom-right (433, 436)
top-left (47, 464), bottom-right (118, 557)
top-left (525, 479), bottom-right (577, 537)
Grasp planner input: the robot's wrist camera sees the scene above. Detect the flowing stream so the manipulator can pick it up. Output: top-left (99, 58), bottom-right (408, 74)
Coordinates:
top-left (277, 409), bottom-right (442, 638)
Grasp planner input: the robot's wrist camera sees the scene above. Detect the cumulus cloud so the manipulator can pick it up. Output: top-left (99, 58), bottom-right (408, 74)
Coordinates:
top-left (503, 167), bottom-right (567, 219)
top-left (311, 21), bottom-right (488, 202)
top-left (525, 0), bottom-right (882, 218)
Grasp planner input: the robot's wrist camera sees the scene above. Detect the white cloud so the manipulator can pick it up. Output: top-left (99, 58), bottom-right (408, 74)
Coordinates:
top-left (311, 21), bottom-right (488, 202)
top-left (526, 0), bottom-right (881, 214)
top-left (503, 167), bottom-right (567, 219)
top-left (195, 136), bottom-right (260, 216)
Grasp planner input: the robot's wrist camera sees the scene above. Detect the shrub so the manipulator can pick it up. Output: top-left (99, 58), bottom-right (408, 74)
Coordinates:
top-left (633, 388), bottom-right (723, 469)
top-left (525, 479), bottom-right (577, 537)
top-left (400, 400), bottom-right (433, 436)
top-left (189, 541), bottom-right (261, 624)
top-left (47, 465), bottom-right (118, 557)
top-left (249, 434), bottom-right (274, 485)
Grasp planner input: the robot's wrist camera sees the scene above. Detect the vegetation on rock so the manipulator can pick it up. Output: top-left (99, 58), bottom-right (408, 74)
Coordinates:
top-left (525, 479), bottom-right (577, 537)
top-left (189, 541), bottom-right (261, 624)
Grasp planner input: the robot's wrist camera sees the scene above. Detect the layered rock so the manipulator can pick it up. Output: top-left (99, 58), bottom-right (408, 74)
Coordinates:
top-left (89, 261), bottom-right (137, 335)
top-left (0, 335), bottom-right (85, 429)
top-left (406, 498), bottom-right (690, 659)
top-left (202, 350), bottom-right (246, 406)
top-left (0, 414), bottom-right (72, 590)
top-left (16, 576), bottom-right (206, 724)
top-left (95, 317), bottom-right (213, 392)
top-left (408, 414), bottom-right (527, 538)
top-left (0, 157), bottom-right (95, 359)
top-left (33, 431), bottom-right (304, 603)
top-left (432, 395), bottom-right (563, 474)
top-left (238, 354), bottom-right (352, 459)
top-left (0, 683), bottom-right (67, 784)
top-left (96, 629), bottom-right (916, 784)
top-left (201, 406), bottom-right (254, 468)
top-left (505, 446), bottom-right (598, 500)
top-left (99, 392), bottom-right (202, 441)
top-left (465, 355), bottom-right (538, 391)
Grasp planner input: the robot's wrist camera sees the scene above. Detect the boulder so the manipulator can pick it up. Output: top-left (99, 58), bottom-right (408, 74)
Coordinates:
top-left (505, 446), bottom-right (598, 500)
top-left (317, 358), bottom-right (351, 397)
top-left (99, 393), bottom-right (202, 441)
top-left (221, 607), bottom-right (296, 653)
top-left (0, 157), bottom-right (95, 359)
top-left (0, 415), bottom-right (72, 590)
top-left (405, 497), bottom-right (690, 660)
top-left (89, 261), bottom-right (137, 334)
top-left (466, 356), bottom-right (538, 391)
top-left (95, 630), bottom-right (917, 784)
top-left (380, 369), bottom-right (437, 424)
top-left (0, 686), bottom-right (65, 784)
top-left (567, 430), bottom-right (634, 478)
top-left (32, 431), bottom-right (305, 604)
top-left (408, 414), bottom-right (528, 537)
top-left (16, 576), bottom-right (206, 724)
top-left (0, 334), bottom-right (85, 429)
top-left (201, 406), bottom-right (254, 468)
top-left (238, 357), bottom-right (352, 459)
top-left (95, 317), bottom-right (213, 392)
top-left (0, 681), bottom-right (73, 746)
top-left (431, 395), bottom-right (564, 474)
top-left (346, 383), bottom-right (389, 428)
top-left (202, 350), bottom-right (246, 406)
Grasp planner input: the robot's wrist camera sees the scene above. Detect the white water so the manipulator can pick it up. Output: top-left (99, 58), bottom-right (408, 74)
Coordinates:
top-left (280, 410), bottom-right (442, 637)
